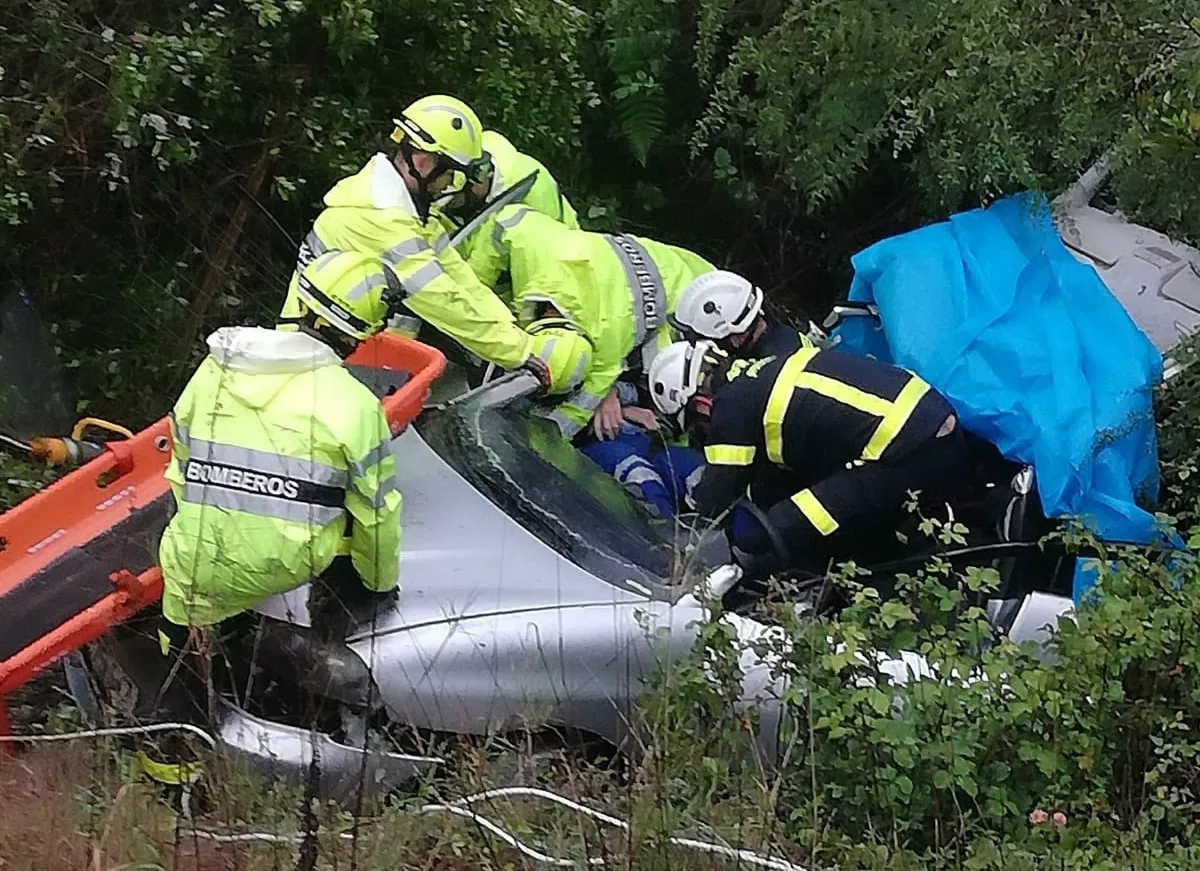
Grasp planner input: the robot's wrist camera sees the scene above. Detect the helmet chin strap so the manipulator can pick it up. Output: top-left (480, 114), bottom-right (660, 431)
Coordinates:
top-left (683, 398), bottom-right (712, 446)
top-left (396, 142), bottom-right (449, 222)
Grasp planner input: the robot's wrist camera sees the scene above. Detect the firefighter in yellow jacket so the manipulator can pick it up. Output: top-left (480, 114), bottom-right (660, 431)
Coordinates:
top-left (469, 204), bottom-right (715, 439)
top-left (162, 251), bottom-right (406, 631)
top-left (278, 94), bottom-right (537, 373)
top-left (164, 250), bottom-right (592, 632)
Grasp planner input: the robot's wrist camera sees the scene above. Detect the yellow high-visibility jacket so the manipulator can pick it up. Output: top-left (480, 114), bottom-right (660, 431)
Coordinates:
top-left (470, 206), bottom-right (715, 435)
top-left (159, 327), bottom-right (401, 627)
top-left (483, 130), bottom-right (578, 229)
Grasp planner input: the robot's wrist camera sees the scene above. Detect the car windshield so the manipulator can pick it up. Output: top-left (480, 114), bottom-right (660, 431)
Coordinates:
top-left (413, 385), bottom-right (727, 596)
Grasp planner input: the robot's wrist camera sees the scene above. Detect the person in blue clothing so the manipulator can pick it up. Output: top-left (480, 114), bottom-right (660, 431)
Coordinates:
top-left (595, 268), bottom-right (813, 520)
top-left (670, 270), bottom-right (815, 360)
top-left (578, 376), bottom-right (703, 517)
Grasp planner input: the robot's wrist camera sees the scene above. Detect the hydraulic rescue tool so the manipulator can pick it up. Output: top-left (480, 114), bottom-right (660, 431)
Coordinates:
top-left (0, 417), bottom-right (134, 469)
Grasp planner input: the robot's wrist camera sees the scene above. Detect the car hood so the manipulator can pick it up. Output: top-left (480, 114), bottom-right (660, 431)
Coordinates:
top-left (255, 390), bottom-right (724, 634)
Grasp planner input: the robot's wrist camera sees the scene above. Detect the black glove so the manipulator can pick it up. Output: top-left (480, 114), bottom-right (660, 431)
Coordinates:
top-left (733, 547), bottom-right (785, 583)
top-left (519, 354), bottom-right (553, 394)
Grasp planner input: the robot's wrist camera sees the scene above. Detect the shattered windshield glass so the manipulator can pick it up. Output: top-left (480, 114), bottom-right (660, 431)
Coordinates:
top-left (414, 388), bottom-right (727, 596)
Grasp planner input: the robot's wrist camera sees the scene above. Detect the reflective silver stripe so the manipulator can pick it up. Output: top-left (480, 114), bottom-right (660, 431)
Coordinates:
top-left (563, 389), bottom-right (604, 414)
top-left (380, 237), bottom-right (430, 266)
top-left (640, 337), bottom-right (663, 374)
top-left (305, 231), bottom-right (328, 256)
top-left (182, 484), bottom-right (344, 525)
top-left (298, 230), bottom-right (328, 271)
top-left (683, 467), bottom-right (703, 511)
top-left (169, 413), bottom-right (189, 449)
top-left (490, 206), bottom-right (533, 255)
top-left (405, 260), bottom-right (446, 294)
top-left (387, 314), bottom-right (423, 336)
top-left (605, 234), bottom-right (667, 346)
top-left (613, 455), bottom-right (646, 483)
top-left (432, 232), bottom-right (450, 254)
top-left (534, 337), bottom-right (557, 366)
top-left (519, 295), bottom-right (549, 324)
top-left (181, 436), bottom-right (349, 488)
top-left (567, 352), bottom-right (588, 392)
top-left (347, 440), bottom-right (392, 478)
top-left (345, 274), bottom-right (393, 301)
top-left (622, 467), bottom-right (663, 488)
top-left (351, 473), bottom-right (400, 509)
top-left (543, 408), bottom-right (583, 437)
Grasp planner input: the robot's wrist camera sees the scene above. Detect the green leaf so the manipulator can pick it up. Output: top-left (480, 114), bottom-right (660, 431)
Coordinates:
top-left (881, 601), bottom-right (916, 628)
top-left (868, 689), bottom-right (892, 716)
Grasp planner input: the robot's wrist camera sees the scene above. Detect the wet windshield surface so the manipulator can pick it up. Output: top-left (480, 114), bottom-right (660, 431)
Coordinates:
top-left (347, 363), bottom-right (727, 597)
top-left (415, 394), bottom-right (723, 596)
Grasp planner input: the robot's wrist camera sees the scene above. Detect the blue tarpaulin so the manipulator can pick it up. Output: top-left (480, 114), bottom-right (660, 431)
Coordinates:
top-left (829, 192), bottom-right (1165, 601)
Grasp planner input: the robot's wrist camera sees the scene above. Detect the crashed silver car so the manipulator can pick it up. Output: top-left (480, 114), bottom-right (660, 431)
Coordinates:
top-left (68, 163), bottom-right (1200, 800)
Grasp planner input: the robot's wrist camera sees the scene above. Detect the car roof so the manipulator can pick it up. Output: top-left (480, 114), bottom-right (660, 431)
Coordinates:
top-left (1053, 162), bottom-right (1200, 377)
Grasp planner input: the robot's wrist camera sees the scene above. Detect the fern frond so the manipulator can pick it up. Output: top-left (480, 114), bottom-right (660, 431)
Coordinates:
top-left (613, 74), bottom-right (666, 166)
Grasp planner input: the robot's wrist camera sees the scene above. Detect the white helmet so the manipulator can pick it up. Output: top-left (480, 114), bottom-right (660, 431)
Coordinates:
top-left (649, 340), bottom-right (717, 428)
top-left (672, 270), bottom-right (764, 340)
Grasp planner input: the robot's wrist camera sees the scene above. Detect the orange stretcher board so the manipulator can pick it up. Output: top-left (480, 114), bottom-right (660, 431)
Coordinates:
top-left (0, 334), bottom-right (446, 741)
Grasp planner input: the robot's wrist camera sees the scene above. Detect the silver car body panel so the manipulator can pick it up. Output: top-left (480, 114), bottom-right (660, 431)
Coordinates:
top-left (216, 700), bottom-right (441, 801)
top-left (1055, 160), bottom-right (1200, 372)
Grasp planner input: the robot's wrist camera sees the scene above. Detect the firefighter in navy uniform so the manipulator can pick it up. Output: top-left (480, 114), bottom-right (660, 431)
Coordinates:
top-left (669, 270), bottom-right (816, 360)
top-left (648, 339), bottom-right (971, 578)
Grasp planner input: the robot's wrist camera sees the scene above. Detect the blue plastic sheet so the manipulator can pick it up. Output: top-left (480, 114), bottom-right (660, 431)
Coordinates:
top-left (830, 192), bottom-right (1165, 601)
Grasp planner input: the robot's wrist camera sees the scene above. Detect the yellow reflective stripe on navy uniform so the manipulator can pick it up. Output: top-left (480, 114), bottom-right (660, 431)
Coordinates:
top-left (763, 347), bottom-right (821, 464)
top-left (704, 444), bottom-right (757, 466)
top-left (791, 489), bottom-right (840, 536)
top-left (763, 347), bottom-right (930, 464)
top-left (861, 377), bottom-right (930, 460)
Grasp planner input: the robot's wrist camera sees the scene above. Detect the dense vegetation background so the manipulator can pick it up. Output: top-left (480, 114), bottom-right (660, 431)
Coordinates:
top-left (2, 0), bottom-right (1198, 425)
top-left (3, 3), bottom-right (1200, 868)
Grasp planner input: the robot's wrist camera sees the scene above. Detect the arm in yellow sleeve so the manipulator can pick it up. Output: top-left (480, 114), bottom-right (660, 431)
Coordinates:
top-left (343, 403), bottom-right (402, 593)
top-left (399, 243), bottom-right (533, 370)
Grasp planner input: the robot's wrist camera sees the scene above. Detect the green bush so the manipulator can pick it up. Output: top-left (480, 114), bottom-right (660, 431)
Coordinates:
top-left (643, 510), bottom-right (1200, 867)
